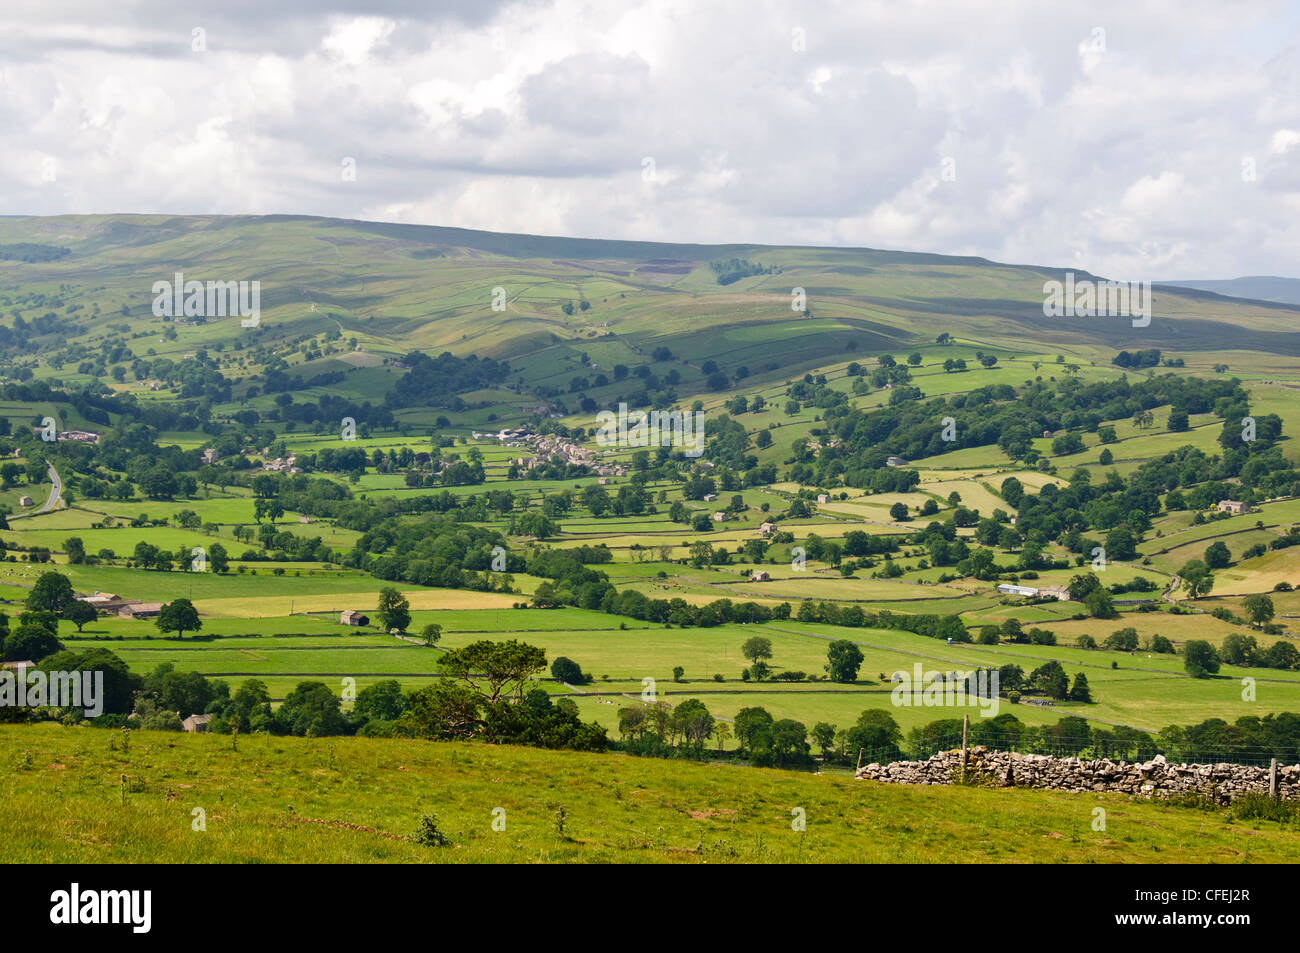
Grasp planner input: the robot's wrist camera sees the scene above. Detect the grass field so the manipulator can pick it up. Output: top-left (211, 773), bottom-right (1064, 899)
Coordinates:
top-left (3, 725), bottom-right (1297, 864)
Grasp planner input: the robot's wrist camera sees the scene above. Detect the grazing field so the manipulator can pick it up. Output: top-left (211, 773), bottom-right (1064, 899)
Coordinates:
top-left (3, 726), bottom-right (1298, 864)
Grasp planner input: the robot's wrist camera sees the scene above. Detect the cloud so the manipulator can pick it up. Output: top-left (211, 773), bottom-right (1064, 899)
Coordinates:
top-left (2, 0), bottom-right (1299, 278)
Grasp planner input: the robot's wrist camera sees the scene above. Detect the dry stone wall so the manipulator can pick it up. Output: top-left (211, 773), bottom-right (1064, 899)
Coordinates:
top-left (856, 746), bottom-right (1299, 804)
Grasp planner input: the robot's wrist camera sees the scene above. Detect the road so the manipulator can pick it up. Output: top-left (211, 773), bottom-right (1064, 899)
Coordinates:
top-left (37, 462), bottom-right (62, 513)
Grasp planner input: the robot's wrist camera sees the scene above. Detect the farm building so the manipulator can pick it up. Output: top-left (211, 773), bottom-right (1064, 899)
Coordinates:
top-left (702, 493), bottom-right (717, 502)
top-left (341, 610), bottom-right (369, 626)
top-left (1217, 499), bottom-right (1252, 515)
top-left (816, 493), bottom-right (831, 504)
top-left (886, 456), bottom-right (909, 467)
top-left (759, 522), bottom-right (775, 536)
top-left (59, 430), bottom-right (100, 444)
top-left (1038, 586), bottom-right (1071, 601)
top-left (119, 602), bottom-right (162, 619)
top-left (181, 713), bottom-right (213, 733)
top-left (77, 591), bottom-right (132, 612)
top-left (750, 570), bottom-right (771, 582)
top-left (597, 476), bottom-right (610, 485)
top-left (996, 583), bottom-right (1039, 598)
top-left (201, 448), bottom-right (219, 464)
top-left (18, 496), bottom-right (33, 507)
top-left (712, 511), bottom-right (729, 522)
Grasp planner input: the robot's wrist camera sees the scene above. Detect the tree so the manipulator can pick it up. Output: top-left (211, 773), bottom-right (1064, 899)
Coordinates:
top-left (1068, 672), bottom-right (1092, 702)
top-left (1242, 594), bottom-right (1275, 629)
top-left (733, 706), bottom-right (774, 753)
top-left (1180, 560), bottom-right (1215, 599)
top-left (437, 639), bottom-right (547, 702)
top-left (673, 698), bottom-right (714, 750)
top-left (26, 571), bottom-right (75, 614)
top-left (826, 640), bottom-right (864, 683)
top-left (811, 721), bottom-right (837, 761)
top-left (156, 599), bottom-right (202, 638)
top-left (355, 679), bottom-right (409, 721)
top-left (207, 542), bottom-right (229, 574)
top-left (741, 636), bottom-right (773, 664)
top-left (1183, 640), bottom-right (1221, 678)
top-left (1204, 541), bottom-right (1231, 569)
top-left (420, 622), bottom-right (443, 647)
top-left (551, 656), bottom-right (587, 684)
top-left (276, 681), bottom-right (348, 736)
top-left (63, 536), bottom-right (86, 565)
top-left (846, 709), bottom-right (902, 763)
top-left (1084, 588), bottom-right (1117, 619)
top-left (889, 502), bottom-right (909, 521)
top-left (1030, 661), bottom-right (1070, 699)
top-left (5, 623), bottom-right (63, 662)
top-left (63, 599), bottom-right (98, 632)
top-left (377, 587), bottom-right (411, 634)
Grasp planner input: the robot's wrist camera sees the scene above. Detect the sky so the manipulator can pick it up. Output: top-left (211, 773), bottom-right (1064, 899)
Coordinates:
top-left (3, 0), bottom-right (1300, 280)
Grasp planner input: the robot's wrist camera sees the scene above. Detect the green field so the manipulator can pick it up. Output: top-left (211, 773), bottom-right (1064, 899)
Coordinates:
top-left (3, 725), bottom-right (1297, 864)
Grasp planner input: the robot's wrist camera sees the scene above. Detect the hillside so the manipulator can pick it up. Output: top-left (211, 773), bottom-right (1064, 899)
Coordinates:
top-left (3, 725), bottom-right (1298, 864)
top-left (1, 213), bottom-right (1299, 821)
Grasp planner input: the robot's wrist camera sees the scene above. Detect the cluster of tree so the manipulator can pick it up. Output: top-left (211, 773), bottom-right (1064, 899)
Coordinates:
top-left (345, 516), bottom-right (518, 592)
top-left (707, 258), bottom-right (778, 285)
top-left (384, 351), bottom-right (511, 410)
top-left (1112, 348), bottom-right (1163, 368)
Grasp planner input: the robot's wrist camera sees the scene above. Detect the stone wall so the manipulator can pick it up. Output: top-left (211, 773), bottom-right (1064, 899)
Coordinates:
top-left (855, 746), bottom-right (1299, 803)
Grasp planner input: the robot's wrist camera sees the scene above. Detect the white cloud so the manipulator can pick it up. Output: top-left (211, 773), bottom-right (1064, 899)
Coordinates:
top-left (0, 0), bottom-right (1298, 278)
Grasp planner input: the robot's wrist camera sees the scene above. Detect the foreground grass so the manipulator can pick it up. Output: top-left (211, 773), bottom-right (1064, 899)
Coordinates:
top-left (2, 725), bottom-right (1298, 863)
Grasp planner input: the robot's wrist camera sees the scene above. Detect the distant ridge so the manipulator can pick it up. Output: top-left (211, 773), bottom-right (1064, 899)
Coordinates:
top-left (1160, 276), bottom-right (1300, 307)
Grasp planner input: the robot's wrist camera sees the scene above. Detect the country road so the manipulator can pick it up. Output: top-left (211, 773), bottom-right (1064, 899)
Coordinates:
top-left (8, 461), bottom-right (62, 521)
top-left (37, 462), bottom-right (62, 514)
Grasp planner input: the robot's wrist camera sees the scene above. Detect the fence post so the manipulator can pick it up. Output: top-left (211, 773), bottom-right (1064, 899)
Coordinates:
top-left (1270, 757), bottom-right (1278, 799)
top-left (960, 714), bottom-right (969, 784)
top-left (856, 747), bottom-right (864, 773)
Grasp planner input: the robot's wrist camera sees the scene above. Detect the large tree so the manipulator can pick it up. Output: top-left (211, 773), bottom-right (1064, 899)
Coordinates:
top-left (377, 587), bottom-right (411, 634)
top-left (825, 640), bottom-right (865, 683)
top-left (26, 570), bottom-right (75, 614)
top-left (155, 598), bottom-right (202, 639)
top-left (437, 639), bottom-right (547, 703)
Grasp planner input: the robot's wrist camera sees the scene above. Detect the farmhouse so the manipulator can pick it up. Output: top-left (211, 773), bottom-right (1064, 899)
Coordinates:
top-left (201, 448), bottom-right (219, 464)
top-left (749, 570), bottom-right (771, 582)
top-left (712, 511), bottom-right (729, 522)
top-left (758, 522), bottom-right (775, 536)
top-left (181, 713), bottom-right (213, 733)
top-left (77, 591), bottom-right (132, 612)
top-left (1217, 499), bottom-right (1252, 515)
top-left (1038, 586), bottom-right (1071, 601)
top-left (886, 456), bottom-right (909, 468)
top-left (996, 583), bottom-right (1039, 598)
top-left (119, 602), bottom-right (162, 619)
top-left (59, 429), bottom-right (100, 444)
top-left (341, 610), bottom-right (369, 626)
